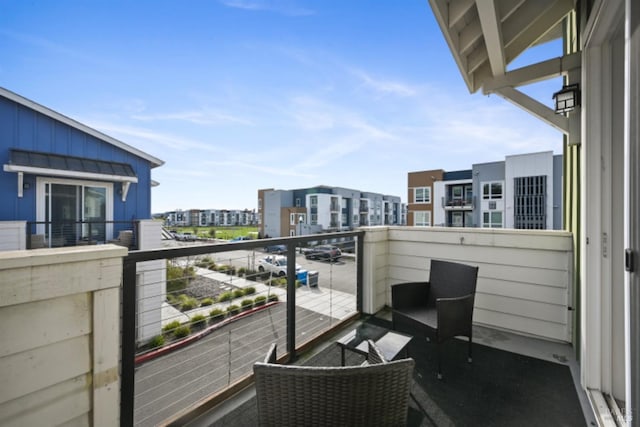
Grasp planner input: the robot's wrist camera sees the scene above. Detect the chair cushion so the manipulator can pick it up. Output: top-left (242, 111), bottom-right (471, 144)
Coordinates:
top-left (397, 306), bottom-right (437, 329)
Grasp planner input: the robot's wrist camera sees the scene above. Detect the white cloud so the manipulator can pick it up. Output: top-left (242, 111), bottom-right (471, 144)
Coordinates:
top-left (350, 69), bottom-right (418, 97)
top-left (219, 0), bottom-right (315, 16)
top-left (132, 110), bottom-right (253, 126)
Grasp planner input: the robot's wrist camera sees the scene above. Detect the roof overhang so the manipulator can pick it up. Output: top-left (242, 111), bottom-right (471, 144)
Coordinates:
top-left (0, 86), bottom-right (164, 169)
top-left (427, 0), bottom-right (578, 135)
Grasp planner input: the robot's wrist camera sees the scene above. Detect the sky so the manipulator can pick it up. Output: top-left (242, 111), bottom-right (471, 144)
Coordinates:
top-left (0, 0), bottom-right (564, 213)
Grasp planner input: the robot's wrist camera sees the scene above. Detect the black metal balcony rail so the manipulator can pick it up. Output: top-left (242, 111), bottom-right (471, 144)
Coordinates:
top-left (442, 196), bottom-right (475, 208)
top-left (26, 220), bottom-right (139, 249)
top-left (121, 231), bottom-right (364, 427)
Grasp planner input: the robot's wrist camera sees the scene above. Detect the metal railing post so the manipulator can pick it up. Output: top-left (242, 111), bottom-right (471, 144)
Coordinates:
top-left (121, 258), bottom-right (137, 427)
top-left (286, 244), bottom-right (297, 362)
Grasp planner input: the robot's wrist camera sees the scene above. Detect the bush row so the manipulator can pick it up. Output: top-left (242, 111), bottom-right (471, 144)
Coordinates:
top-left (167, 286), bottom-right (257, 312)
top-left (147, 294), bottom-right (279, 350)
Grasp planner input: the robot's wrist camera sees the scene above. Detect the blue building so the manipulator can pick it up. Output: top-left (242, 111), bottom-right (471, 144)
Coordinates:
top-left (0, 87), bottom-right (164, 248)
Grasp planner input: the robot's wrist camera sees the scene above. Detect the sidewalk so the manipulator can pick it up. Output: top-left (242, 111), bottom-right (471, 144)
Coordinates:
top-left (163, 268), bottom-right (356, 326)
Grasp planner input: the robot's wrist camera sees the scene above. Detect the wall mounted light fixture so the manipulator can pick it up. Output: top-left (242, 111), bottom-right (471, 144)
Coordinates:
top-left (552, 83), bottom-right (580, 114)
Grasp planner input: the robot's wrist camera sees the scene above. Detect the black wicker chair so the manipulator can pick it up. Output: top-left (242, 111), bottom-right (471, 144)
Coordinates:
top-left (391, 259), bottom-right (479, 379)
top-left (253, 342), bottom-right (414, 427)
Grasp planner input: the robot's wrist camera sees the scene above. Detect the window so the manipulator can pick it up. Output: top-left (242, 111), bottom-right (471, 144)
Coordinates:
top-left (414, 187), bottom-right (431, 203)
top-left (414, 211), bottom-right (431, 227)
top-left (514, 176), bottom-right (546, 229)
top-left (482, 181), bottom-right (503, 200)
top-left (310, 196), bottom-right (318, 206)
top-left (295, 198), bottom-right (301, 207)
top-left (482, 211), bottom-right (503, 228)
top-left (311, 214), bottom-right (318, 225)
top-left (289, 213), bottom-right (296, 225)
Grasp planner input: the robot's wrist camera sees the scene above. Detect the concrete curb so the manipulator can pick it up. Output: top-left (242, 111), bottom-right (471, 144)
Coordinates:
top-left (135, 301), bottom-right (280, 365)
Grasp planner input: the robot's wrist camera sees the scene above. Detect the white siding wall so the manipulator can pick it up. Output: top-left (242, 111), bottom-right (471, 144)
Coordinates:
top-left (432, 181), bottom-right (445, 226)
top-left (362, 226), bottom-right (574, 342)
top-left (0, 245), bottom-right (126, 426)
top-left (0, 221), bottom-right (26, 251)
top-left (137, 220), bottom-right (166, 342)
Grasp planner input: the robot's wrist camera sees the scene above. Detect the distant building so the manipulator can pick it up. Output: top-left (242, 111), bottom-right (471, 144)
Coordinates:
top-left (163, 208), bottom-right (256, 227)
top-left (258, 186), bottom-right (405, 238)
top-left (408, 151), bottom-right (562, 230)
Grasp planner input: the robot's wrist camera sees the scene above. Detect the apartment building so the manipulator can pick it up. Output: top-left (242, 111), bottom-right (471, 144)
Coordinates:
top-left (164, 208), bottom-right (256, 227)
top-left (408, 151), bottom-right (562, 230)
top-left (258, 185), bottom-right (405, 238)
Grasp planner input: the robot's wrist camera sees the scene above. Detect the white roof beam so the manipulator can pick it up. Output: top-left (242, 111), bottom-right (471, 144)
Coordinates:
top-left (482, 52), bottom-right (581, 94)
top-left (449, 0), bottom-right (475, 28)
top-left (476, 0), bottom-right (506, 76)
top-left (459, 16), bottom-right (483, 56)
top-left (503, 0), bottom-right (574, 64)
top-left (495, 86), bottom-right (569, 134)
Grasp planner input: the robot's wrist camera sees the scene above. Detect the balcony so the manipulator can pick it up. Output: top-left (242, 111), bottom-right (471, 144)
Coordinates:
top-left (442, 196), bottom-right (475, 209)
top-left (0, 226), bottom-right (596, 426)
top-left (23, 220), bottom-right (141, 250)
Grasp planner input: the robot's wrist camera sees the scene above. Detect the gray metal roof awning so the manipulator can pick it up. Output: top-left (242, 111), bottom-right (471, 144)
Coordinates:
top-left (3, 148), bottom-right (138, 200)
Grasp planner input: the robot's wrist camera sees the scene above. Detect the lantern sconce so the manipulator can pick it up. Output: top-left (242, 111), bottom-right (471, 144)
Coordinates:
top-left (552, 83), bottom-right (580, 114)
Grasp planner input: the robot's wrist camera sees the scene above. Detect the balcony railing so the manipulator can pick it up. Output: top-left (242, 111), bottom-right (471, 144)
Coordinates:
top-left (442, 196), bottom-right (475, 208)
top-left (121, 231), bottom-right (364, 426)
top-left (26, 220), bottom-right (139, 249)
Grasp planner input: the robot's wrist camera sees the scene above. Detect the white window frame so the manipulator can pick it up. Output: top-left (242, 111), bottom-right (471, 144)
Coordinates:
top-left (414, 187), bottom-right (431, 204)
top-left (482, 211), bottom-right (503, 228)
top-left (414, 211), bottom-right (431, 227)
top-left (482, 181), bottom-right (504, 200)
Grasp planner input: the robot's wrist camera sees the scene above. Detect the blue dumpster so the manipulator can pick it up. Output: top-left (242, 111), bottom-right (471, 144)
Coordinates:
top-left (296, 270), bottom-right (308, 285)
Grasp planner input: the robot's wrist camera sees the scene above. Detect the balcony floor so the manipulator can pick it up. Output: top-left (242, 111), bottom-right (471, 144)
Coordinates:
top-left (182, 309), bottom-right (595, 427)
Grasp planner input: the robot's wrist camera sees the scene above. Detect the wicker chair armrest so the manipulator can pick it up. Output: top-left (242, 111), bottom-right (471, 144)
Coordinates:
top-left (391, 281), bottom-right (430, 310)
top-left (436, 294), bottom-right (475, 341)
top-left (367, 339), bottom-right (387, 365)
top-left (264, 343), bottom-right (277, 364)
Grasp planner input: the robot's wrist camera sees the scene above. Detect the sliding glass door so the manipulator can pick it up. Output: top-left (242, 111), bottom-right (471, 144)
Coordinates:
top-left (37, 178), bottom-right (112, 245)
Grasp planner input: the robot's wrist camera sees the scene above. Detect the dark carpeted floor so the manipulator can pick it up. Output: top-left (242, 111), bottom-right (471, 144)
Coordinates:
top-left (210, 316), bottom-right (586, 427)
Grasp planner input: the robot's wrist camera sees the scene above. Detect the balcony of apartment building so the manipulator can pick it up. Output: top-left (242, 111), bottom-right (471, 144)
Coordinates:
top-left (1, 219), bottom-right (144, 250)
top-left (1, 226), bottom-right (596, 426)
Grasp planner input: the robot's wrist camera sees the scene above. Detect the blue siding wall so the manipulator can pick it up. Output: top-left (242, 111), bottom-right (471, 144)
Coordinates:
top-left (0, 96), bottom-right (153, 221)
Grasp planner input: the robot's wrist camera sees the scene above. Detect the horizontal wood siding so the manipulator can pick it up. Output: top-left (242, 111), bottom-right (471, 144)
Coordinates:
top-left (363, 226), bottom-right (573, 342)
top-left (0, 245), bottom-right (126, 426)
top-left (0, 221), bottom-right (25, 251)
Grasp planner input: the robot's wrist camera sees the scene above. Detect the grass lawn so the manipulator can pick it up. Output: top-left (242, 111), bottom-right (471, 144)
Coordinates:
top-left (170, 226), bottom-right (258, 240)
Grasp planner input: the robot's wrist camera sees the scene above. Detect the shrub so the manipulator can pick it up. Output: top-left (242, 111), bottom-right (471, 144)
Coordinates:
top-left (233, 289), bottom-right (245, 299)
top-left (227, 305), bottom-right (240, 316)
top-left (237, 267), bottom-right (247, 277)
top-left (200, 298), bottom-right (214, 307)
top-left (209, 308), bottom-right (225, 323)
top-left (254, 295), bottom-right (267, 306)
top-left (173, 325), bottom-right (191, 339)
top-left (243, 286), bottom-right (256, 295)
top-left (190, 314), bottom-right (207, 329)
top-left (195, 257), bottom-right (215, 270)
top-left (166, 262), bottom-right (196, 294)
top-left (216, 264), bottom-right (236, 275)
top-left (218, 291), bottom-right (233, 302)
top-left (177, 294), bottom-right (199, 311)
top-left (240, 299), bottom-right (253, 311)
top-left (267, 294), bottom-right (279, 302)
top-left (148, 335), bottom-right (165, 349)
top-left (162, 320), bottom-right (181, 333)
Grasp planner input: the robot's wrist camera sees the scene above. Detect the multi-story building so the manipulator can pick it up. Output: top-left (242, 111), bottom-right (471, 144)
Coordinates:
top-left (258, 185), bottom-right (405, 238)
top-left (164, 208), bottom-right (256, 227)
top-left (408, 151), bottom-right (562, 230)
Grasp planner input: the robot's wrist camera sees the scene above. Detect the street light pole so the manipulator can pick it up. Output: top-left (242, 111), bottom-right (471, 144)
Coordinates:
top-left (298, 215), bottom-right (304, 253)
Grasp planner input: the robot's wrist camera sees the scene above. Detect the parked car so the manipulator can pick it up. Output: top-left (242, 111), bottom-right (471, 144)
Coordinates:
top-left (264, 244), bottom-right (287, 254)
top-left (174, 232), bottom-right (198, 241)
top-left (230, 236), bottom-right (251, 242)
top-left (304, 245), bottom-right (342, 261)
top-left (257, 255), bottom-right (301, 277)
